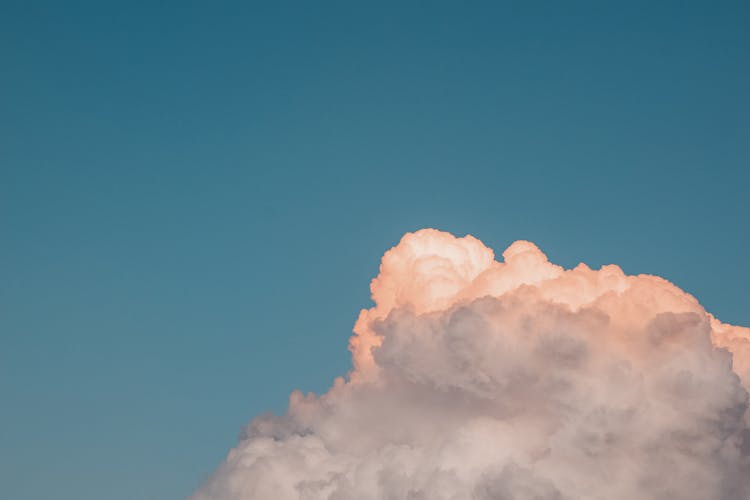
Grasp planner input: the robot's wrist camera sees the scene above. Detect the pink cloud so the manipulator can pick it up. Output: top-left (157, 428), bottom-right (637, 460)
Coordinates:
top-left (193, 229), bottom-right (750, 500)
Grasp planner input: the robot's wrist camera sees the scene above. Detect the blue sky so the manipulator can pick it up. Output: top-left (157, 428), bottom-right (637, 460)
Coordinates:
top-left (1, 1), bottom-right (748, 498)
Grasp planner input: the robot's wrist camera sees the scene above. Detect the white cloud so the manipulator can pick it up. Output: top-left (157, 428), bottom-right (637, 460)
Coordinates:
top-left (193, 229), bottom-right (750, 500)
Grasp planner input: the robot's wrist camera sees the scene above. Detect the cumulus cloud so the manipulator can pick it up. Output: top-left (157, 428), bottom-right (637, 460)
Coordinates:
top-left (193, 229), bottom-right (750, 500)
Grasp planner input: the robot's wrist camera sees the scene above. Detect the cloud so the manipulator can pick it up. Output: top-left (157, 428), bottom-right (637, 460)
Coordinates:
top-left (192, 229), bottom-right (750, 500)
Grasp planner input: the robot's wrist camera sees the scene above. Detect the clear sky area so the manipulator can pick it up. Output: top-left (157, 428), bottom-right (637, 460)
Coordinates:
top-left (2, 1), bottom-right (748, 499)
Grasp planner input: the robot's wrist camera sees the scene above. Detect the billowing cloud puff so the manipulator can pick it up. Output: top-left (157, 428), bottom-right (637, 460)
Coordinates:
top-left (193, 229), bottom-right (750, 500)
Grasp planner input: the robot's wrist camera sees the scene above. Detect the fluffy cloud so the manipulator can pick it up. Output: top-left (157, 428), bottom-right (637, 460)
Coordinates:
top-left (192, 229), bottom-right (750, 500)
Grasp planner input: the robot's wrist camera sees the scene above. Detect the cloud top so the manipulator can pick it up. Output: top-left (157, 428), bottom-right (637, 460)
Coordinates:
top-left (193, 229), bottom-right (750, 500)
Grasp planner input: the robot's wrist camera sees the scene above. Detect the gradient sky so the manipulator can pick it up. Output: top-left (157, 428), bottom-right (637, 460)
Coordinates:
top-left (2, 2), bottom-right (748, 499)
